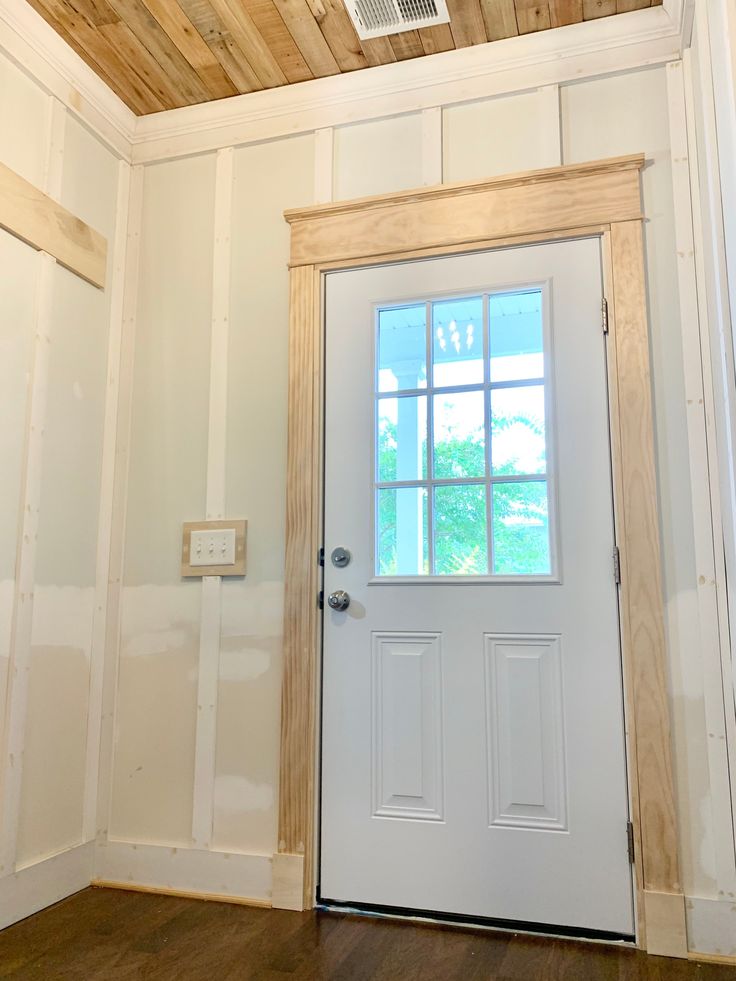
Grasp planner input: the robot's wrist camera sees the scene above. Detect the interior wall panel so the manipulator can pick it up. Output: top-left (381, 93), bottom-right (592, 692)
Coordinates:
top-left (16, 263), bottom-right (111, 865)
top-left (561, 65), bottom-right (712, 899)
top-left (333, 114), bottom-right (423, 201)
top-left (14, 115), bottom-right (120, 865)
top-left (442, 90), bottom-right (552, 182)
top-left (0, 52), bottom-right (49, 188)
top-left (110, 153), bottom-right (215, 846)
top-left (214, 133), bottom-right (314, 855)
top-left (0, 231), bottom-right (37, 792)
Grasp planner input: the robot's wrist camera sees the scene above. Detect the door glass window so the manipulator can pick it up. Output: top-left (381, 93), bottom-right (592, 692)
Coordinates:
top-left (375, 288), bottom-right (553, 577)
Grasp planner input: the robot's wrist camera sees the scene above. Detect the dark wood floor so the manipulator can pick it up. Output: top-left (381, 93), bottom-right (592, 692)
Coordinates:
top-left (0, 888), bottom-right (734, 980)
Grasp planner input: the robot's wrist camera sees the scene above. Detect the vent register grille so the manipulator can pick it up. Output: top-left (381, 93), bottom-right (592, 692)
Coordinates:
top-left (346, 0), bottom-right (450, 39)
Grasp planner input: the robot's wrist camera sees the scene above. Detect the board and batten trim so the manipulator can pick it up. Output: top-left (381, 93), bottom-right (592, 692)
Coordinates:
top-left (0, 160), bottom-right (107, 288)
top-left (278, 155), bottom-right (686, 958)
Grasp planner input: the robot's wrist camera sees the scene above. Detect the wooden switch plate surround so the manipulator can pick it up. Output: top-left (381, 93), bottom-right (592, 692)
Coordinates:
top-left (181, 520), bottom-right (247, 577)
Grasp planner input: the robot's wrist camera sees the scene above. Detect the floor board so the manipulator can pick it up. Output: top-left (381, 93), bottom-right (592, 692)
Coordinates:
top-left (0, 888), bottom-right (733, 979)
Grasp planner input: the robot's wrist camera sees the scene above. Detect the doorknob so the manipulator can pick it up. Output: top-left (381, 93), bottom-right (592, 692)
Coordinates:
top-left (327, 589), bottom-right (350, 611)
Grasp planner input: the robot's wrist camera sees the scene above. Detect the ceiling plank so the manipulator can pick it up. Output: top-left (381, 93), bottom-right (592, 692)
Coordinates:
top-left (65, 0), bottom-right (118, 27)
top-left (242, 0), bottom-right (313, 82)
top-left (22, 0), bottom-right (646, 114)
top-left (104, 0), bottom-right (213, 103)
top-left (417, 23), bottom-right (455, 54)
top-left (548, 0), bottom-right (582, 25)
top-left (209, 36), bottom-right (264, 91)
top-left (176, 0), bottom-right (265, 92)
top-left (99, 21), bottom-right (195, 106)
top-left (446, 0), bottom-right (487, 46)
top-left (271, 0), bottom-right (341, 76)
top-left (209, 0), bottom-right (289, 86)
top-left (308, 0), bottom-right (368, 72)
top-left (515, 1), bottom-right (552, 33)
top-left (480, 0), bottom-right (518, 39)
top-left (360, 36), bottom-right (398, 65)
top-left (583, 0), bottom-right (616, 17)
top-left (139, 0), bottom-right (239, 98)
top-left (27, 0), bottom-right (165, 112)
top-left (389, 29), bottom-right (424, 60)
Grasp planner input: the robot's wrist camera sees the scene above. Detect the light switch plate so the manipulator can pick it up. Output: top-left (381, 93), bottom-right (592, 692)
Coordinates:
top-left (181, 520), bottom-right (247, 577)
top-left (190, 528), bottom-right (236, 567)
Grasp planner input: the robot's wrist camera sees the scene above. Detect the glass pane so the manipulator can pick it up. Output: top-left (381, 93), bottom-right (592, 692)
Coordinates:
top-left (491, 385), bottom-right (546, 476)
top-left (377, 396), bottom-right (427, 482)
top-left (433, 390), bottom-right (486, 479)
top-left (378, 304), bottom-right (427, 392)
top-left (432, 296), bottom-right (483, 387)
top-left (489, 290), bottom-right (544, 383)
top-left (377, 487), bottom-right (428, 575)
top-left (492, 480), bottom-right (551, 575)
top-left (434, 484), bottom-right (488, 575)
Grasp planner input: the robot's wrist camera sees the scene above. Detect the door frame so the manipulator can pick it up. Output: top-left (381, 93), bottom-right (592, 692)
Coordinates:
top-left (273, 155), bottom-right (687, 959)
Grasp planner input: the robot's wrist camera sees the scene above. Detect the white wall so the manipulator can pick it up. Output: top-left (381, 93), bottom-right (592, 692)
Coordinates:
top-left (0, 48), bottom-right (126, 924)
top-left (96, 57), bottom-right (736, 955)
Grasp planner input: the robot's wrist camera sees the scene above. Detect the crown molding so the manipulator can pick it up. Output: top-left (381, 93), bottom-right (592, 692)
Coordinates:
top-left (0, 0), bottom-right (686, 166)
top-left (130, 6), bottom-right (681, 163)
top-left (0, 0), bottom-right (134, 160)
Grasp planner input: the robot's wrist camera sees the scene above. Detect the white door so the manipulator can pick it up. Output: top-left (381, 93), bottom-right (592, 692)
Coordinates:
top-left (320, 238), bottom-right (634, 937)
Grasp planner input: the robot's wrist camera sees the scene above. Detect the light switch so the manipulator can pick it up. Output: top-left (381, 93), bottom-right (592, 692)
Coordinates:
top-left (189, 528), bottom-right (236, 567)
top-left (181, 519), bottom-right (247, 577)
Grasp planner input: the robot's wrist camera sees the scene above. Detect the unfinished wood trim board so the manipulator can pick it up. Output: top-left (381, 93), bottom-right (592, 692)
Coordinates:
top-left (278, 155), bottom-right (687, 957)
top-left (0, 160), bottom-right (107, 288)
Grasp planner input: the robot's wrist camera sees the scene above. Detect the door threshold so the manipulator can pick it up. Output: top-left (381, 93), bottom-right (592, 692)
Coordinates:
top-left (317, 898), bottom-right (636, 948)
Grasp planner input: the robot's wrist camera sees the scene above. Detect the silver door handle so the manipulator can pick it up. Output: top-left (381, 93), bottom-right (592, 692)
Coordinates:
top-left (327, 589), bottom-right (350, 611)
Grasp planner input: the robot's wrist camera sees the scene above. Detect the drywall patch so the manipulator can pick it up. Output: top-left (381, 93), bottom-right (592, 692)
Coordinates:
top-left (214, 775), bottom-right (274, 814)
top-left (218, 647), bottom-right (271, 683)
top-left (110, 584), bottom-right (200, 846)
top-left (29, 585), bottom-right (95, 651)
top-left (686, 896), bottom-right (736, 956)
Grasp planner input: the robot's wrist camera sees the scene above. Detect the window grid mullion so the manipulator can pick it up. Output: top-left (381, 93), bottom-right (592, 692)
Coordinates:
top-left (425, 300), bottom-right (434, 576)
top-left (483, 292), bottom-right (493, 576)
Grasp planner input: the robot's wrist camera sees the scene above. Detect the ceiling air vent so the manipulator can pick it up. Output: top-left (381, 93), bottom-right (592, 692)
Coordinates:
top-left (345, 0), bottom-right (450, 40)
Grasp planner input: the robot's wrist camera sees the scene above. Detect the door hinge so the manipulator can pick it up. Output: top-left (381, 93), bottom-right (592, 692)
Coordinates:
top-left (627, 821), bottom-right (635, 864)
top-left (318, 589), bottom-right (324, 610)
top-left (613, 545), bottom-right (621, 584)
top-left (602, 297), bottom-right (609, 334)
top-left (318, 547), bottom-right (325, 567)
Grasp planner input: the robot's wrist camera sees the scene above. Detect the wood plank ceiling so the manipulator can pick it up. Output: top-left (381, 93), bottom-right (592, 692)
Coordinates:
top-left (25, 0), bottom-right (663, 115)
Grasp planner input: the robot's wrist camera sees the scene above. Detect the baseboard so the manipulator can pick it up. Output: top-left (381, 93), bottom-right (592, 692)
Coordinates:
top-left (93, 879), bottom-right (271, 907)
top-left (0, 841), bottom-right (94, 931)
top-left (94, 840), bottom-right (272, 906)
top-left (688, 951), bottom-right (736, 966)
top-left (685, 895), bottom-right (736, 959)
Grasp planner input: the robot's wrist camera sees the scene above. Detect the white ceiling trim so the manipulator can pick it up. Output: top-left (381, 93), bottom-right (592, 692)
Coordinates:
top-left (132, 7), bottom-right (681, 163)
top-left (0, 0), bottom-right (685, 165)
top-left (0, 0), bottom-right (134, 159)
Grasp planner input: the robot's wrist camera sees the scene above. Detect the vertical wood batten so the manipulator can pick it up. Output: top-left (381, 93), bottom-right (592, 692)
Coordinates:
top-left (666, 58), bottom-right (736, 896)
top-left (96, 163), bottom-right (145, 839)
top-left (610, 218), bottom-right (686, 956)
top-left (83, 158), bottom-right (132, 843)
top-left (191, 146), bottom-right (233, 850)
top-left (0, 96), bottom-right (65, 875)
top-left (275, 264), bottom-right (320, 910)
